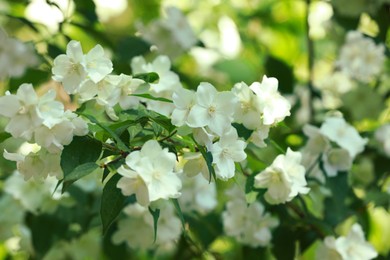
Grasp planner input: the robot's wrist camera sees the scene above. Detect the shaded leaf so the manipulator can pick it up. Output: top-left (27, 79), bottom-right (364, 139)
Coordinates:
top-left (101, 174), bottom-right (127, 234)
top-left (133, 72), bottom-right (159, 83)
top-left (265, 55), bottom-right (294, 94)
top-left (60, 136), bottom-right (102, 178)
top-left (62, 162), bottom-right (99, 192)
top-left (0, 132), bottom-right (11, 143)
top-left (171, 199), bottom-right (186, 230)
top-left (149, 207), bottom-right (160, 243)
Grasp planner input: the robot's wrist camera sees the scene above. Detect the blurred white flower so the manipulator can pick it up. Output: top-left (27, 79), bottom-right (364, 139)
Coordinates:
top-left (320, 116), bottom-right (367, 159)
top-left (25, 0), bottom-right (74, 33)
top-left (187, 82), bottom-right (237, 136)
top-left (316, 223), bottom-right (378, 260)
top-left (4, 172), bottom-right (68, 213)
top-left (117, 140), bottom-right (182, 206)
top-left (375, 124), bottom-right (390, 157)
top-left (179, 174), bottom-right (217, 213)
top-left (0, 29), bottom-right (38, 78)
top-left (112, 202), bottom-right (181, 250)
top-left (182, 152), bottom-right (210, 179)
top-left (137, 6), bottom-right (197, 59)
top-left (337, 31), bottom-right (385, 83)
top-left (322, 148), bottom-right (352, 177)
top-left (308, 1), bottom-right (333, 39)
top-left (249, 125), bottom-right (270, 148)
top-left (255, 148), bottom-right (309, 204)
top-left (93, 0), bottom-right (128, 22)
top-left (222, 188), bottom-right (279, 247)
top-left (209, 128), bottom-right (247, 180)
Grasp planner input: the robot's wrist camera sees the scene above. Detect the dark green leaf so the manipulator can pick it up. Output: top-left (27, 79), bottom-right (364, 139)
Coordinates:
top-left (9, 68), bottom-right (50, 92)
top-left (60, 136), bottom-right (102, 178)
top-left (133, 72), bottom-right (159, 83)
top-left (80, 113), bottom-right (130, 152)
top-left (131, 93), bottom-right (173, 103)
top-left (197, 145), bottom-right (216, 182)
top-left (116, 36), bottom-right (150, 61)
top-left (232, 123), bottom-right (253, 140)
top-left (73, 0), bottom-right (98, 24)
top-left (150, 115), bottom-right (176, 133)
top-left (265, 55), bottom-right (294, 94)
top-left (148, 207), bottom-right (160, 243)
top-left (171, 199), bottom-right (185, 230)
top-left (0, 132), bottom-right (11, 143)
top-left (62, 162), bottom-right (99, 192)
top-left (101, 174), bottom-right (127, 234)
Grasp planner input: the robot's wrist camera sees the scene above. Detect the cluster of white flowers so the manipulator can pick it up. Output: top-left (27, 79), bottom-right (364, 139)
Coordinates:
top-left (0, 28), bottom-right (38, 79)
top-left (136, 6), bottom-right (197, 59)
top-left (301, 115), bottom-right (367, 180)
top-left (131, 55), bottom-right (181, 116)
top-left (112, 202), bottom-right (182, 250)
top-left (316, 223), bottom-right (378, 260)
top-left (117, 140), bottom-right (182, 206)
top-left (222, 187), bottom-right (279, 247)
top-left (337, 30), bottom-right (385, 83)
top-left (179, 173), bottom-right (217, 214)
top-left (0, 84), bottom-right (88, 180)
top-left (172, 75), bottom-right (290, 181)
top-left (254, 148), bottom-right (310, 204)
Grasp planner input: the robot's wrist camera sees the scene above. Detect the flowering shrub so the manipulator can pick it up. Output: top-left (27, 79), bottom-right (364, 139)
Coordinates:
top-left (0, 1), bottom-right (389, 259)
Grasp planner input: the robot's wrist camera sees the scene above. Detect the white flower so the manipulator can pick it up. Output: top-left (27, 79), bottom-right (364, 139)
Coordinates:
top-left (222, 189), bottom-right (279, 247)
top-left (136, 6), bottom-right (197, 59)
top-left (0, 84), bottom-right (64, 140)
top-left (337, 31), bottom-right (385, 83)
top-left (117, 140), bottom-right (182, 205)
top-left (322, 148), bottom-right (352, 177)
top-left (319, 116), bottom-right (367, 158)
top-left (187, 82), bottom-right (237, 136)
top-left (131, 55), bottom-right (181, 116)
top-left (4, 148), bottom-right (63, 180)
top-left (182, 152), bottom-right (210, 179)
top-left (0, 28), bottom-right (38, 79)
top-left (112, 202), bottom-right (181, 250)
top-left (171, 87), bottom-right (196, 126)
top-left (209, 128), bottom-right (247, 180)
top-left (52, 41), bottom-right (113, 94)
top-left (179, 174), bottom-right (217, 213)
top-left (250, 75), bottom-right (291, 125)
top-left (375, 124), bottom-right (390, 157)
top-left (52, 40), bottom-right (87, 93)
top-left (254, 148), bottom-right (309, 204)
top-left (4, 172), bottom-right (66, 213)
top-left (317, 223), bottom-right (378, 260)
top-left (232, 81), bottom-right (262, 129)
top-left (249, 125), bottom-right (270, 148)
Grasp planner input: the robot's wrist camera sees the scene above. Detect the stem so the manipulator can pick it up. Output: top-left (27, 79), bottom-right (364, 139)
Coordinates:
top-left (305, 0), bottom-right (316, 123)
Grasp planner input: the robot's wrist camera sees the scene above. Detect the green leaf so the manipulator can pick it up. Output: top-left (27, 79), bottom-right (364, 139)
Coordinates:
top-left (323, 173), bottom-right (352, 227)
top-left (60, 136), bottom-right (102, 178)
top-left (265, 55), bottom-right (294, 94)
top-left (9, 68), bottom-right (50, 92)
top-left (101, 174), bottom-right (127, 234)
top-left (171, 199), bottom-right (186, 230)
top-left (198, 145), bottom-right (216, 182)
top-left (62, 162), bottom-right (99, 192)
top-left (73, 0), bottom-right (98, 24)
top-left (133, 72), bottom-right (159, 83)
top-left (80, 113), bottom-right (130, 152)
top-left (131, 93), bottom-right (173, 103)
top-left (150, 115), bottom-right (176, 133)
top-left (148, 207), bottom-right (160, 243)
top-left (232, 123), bottom-right (253, 140)
top-left (0, 132), bottom-right (11, 143)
